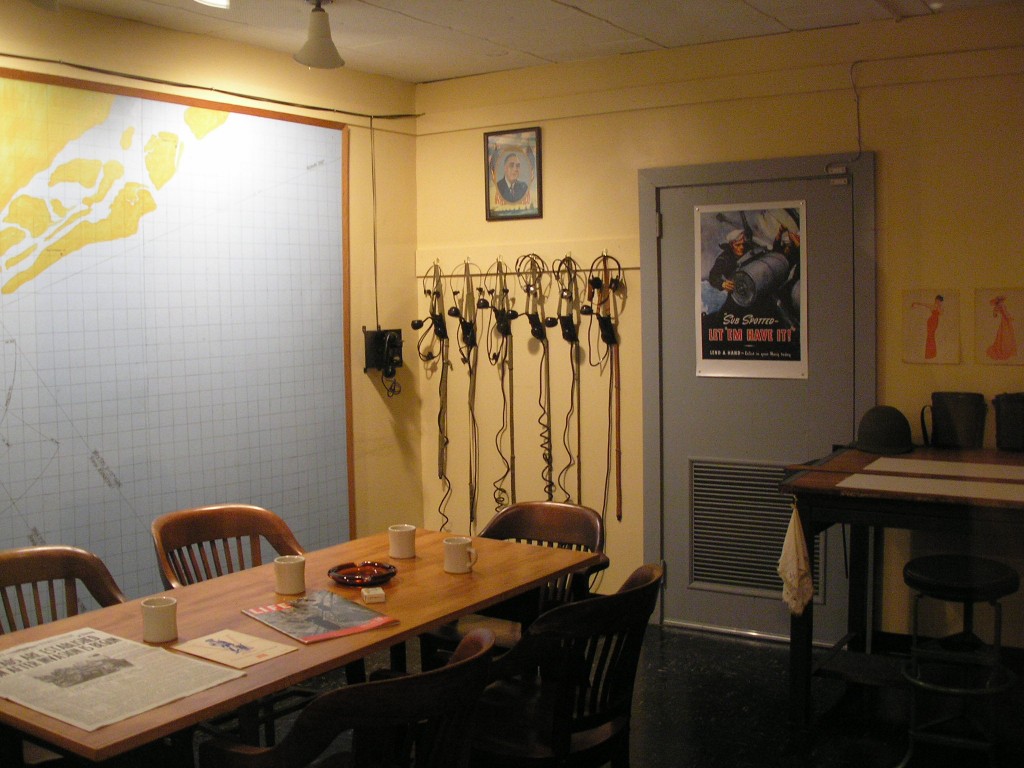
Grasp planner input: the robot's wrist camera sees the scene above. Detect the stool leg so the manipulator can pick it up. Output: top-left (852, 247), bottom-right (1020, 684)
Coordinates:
top-left (962, 600), bottom-right (974, 639)
top-left (895, 593), bottom-right (924, 768)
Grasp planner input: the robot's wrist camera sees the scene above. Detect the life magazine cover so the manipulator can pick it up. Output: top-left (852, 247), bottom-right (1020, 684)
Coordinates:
top-left (243, 589), bottom-right (396, 643)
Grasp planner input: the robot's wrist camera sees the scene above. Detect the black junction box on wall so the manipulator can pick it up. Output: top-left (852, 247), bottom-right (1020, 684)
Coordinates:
top-left (363, 328), bottom-right (403, 376)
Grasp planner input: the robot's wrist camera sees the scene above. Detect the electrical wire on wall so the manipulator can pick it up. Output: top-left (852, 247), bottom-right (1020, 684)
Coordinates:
top-left (410, 264), bottom-right (452, 530)
top-left (482, 259), bottom-right (518, 510)
top-left (448, 261), bottom-right (484, 533)
top-left (583, 251), bottom-right (626, 522)
top-left (515, 252), bottom-right (555, 502)
top-left (552, 253), bottom-right (585, 503)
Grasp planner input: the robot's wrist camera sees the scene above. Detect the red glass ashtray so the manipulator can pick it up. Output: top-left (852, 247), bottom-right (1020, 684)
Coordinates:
top-left (327, 561), bottom-right (397, 587)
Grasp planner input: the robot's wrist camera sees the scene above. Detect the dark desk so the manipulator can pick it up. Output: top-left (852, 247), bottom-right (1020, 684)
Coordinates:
top-left (781, 447), bottom-right (1024, 752)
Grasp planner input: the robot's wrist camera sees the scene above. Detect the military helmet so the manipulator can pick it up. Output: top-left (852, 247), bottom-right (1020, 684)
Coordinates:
top-left (855, 406), bottom-right (913, 454)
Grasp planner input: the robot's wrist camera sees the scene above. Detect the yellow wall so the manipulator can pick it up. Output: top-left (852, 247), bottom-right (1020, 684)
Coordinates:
top-left (4, 1), bottom-right (1024, 640)
top-left (414, 4), bottom-right (1024, 639)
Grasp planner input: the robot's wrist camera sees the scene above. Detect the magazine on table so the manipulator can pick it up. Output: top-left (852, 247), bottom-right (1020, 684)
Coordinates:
top-left (243, 589), bottom-right (397, 643)
top-left (175, 630), bottom-right (297, 668)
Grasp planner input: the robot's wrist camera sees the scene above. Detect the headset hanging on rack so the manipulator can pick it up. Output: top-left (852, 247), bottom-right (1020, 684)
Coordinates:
top-left (583, 251), bottom-right (625, 521)
top-left (448, 261), bottom-right (483, 533)
top-left (552, 253), bottom-right (585, 503)
top-left (515, 252), bottom-right (556, 501)
top-left (482, 259), bottom-right (518, 510)
top-left (410, 263), bottom-right (453, 530)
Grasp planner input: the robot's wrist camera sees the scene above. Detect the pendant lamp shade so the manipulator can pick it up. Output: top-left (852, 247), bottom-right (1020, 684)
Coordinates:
top-left (294, 2), bottom-right (345, 69)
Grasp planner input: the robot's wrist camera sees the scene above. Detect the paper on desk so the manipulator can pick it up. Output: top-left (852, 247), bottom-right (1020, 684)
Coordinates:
top-left (0, 627), bottom-right (242, 731)
top-left (174, 630), bottom-right (296, 669)
top-left (778, 505), bottom-right (814, 616)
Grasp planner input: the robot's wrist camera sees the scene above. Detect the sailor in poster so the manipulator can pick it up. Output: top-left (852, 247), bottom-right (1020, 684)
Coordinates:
top-left (699, 206), bottom-right (803, 365)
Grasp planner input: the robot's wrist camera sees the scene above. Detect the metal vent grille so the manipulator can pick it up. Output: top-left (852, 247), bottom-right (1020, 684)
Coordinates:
top-left (691, 459), bottom-right (821, 596)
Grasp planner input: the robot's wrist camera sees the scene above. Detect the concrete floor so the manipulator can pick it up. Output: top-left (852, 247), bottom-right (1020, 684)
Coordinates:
top-left (632, 625), bottom-right (1023, 768)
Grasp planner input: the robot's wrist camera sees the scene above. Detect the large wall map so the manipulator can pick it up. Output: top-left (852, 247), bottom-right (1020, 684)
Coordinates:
top-left (0, 74), bottom-right (348, 599)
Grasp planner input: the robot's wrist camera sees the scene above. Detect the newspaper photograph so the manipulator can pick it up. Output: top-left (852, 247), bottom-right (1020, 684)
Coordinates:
top-left (0, 627), bottom-right (243, 731)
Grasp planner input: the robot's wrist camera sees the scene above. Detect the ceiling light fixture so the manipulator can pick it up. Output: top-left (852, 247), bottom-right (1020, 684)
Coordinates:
top-left (294, 0), bottom-right (345, 69)
top-left (194, 0), bottom-right (230, 8)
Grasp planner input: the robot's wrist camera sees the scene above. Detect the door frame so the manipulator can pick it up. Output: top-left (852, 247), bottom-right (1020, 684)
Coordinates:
top-left (639, 153), bottom-right (876, 627)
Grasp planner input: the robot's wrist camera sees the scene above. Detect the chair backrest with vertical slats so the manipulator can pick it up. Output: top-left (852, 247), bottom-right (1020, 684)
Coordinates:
top-left (199, 629), bottom-right (496, 768)
top-left (151, 503), bottom-right (304, 589)
top-left (0, 545), bottom-right (126, 634)
top-left (529, 563), bottom-right (663, 753)
top-left (481, 501), bottom-right (607, 609)
top-left (469, 563), bottom-right (663, 766)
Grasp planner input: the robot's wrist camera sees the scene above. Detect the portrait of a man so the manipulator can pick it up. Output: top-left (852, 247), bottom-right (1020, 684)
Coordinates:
top-left (485, 127), bottom-right (541, 220)
top-left (497, 152), bottom-right (528, 203)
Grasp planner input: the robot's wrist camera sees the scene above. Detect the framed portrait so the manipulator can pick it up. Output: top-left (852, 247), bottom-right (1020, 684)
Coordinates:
top-left (485, 127), bottom-right (541, 220)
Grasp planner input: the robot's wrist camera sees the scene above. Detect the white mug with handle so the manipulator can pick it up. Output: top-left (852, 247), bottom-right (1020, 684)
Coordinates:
top-left (443, 536), bottom-right (477, 574)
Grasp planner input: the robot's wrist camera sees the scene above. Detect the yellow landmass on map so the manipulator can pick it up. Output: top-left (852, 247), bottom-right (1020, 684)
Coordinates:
top-left (0, 77), bottom-right (230, 295)
top-left (3, 183), bottom-right (156, 294)
top-left (5, 195), bottom-right (52, 238)
top-left (145, 132), bottom-right (181, 190)
top-left (83, 161), bottom-right (125, 206)
top-left (185, 107), bottom-right (228, 139)
top-left (0, 79), bottom-right (113, 212)
top-left (0, 226), bottom-right (26, 255)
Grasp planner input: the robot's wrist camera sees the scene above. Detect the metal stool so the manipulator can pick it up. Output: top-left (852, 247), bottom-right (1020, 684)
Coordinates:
top-left (897, 554), bottom-right (1019, 767)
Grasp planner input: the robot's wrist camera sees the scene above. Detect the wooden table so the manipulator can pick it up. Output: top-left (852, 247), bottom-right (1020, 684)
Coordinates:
top-left (781, 447), bottom-right (1024, 755)
top-left (0, 529), bottom-right (600, 762)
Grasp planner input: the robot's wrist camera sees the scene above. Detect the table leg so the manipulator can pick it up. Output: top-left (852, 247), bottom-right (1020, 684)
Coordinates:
top-left (0, 724), bottom-right (21, 767)
top-left (389, 641), bottom-right (407, 673)
top-left (847, 523), bottom-right (870, 654)
top-left (789, 599), bottom-right (814, 750)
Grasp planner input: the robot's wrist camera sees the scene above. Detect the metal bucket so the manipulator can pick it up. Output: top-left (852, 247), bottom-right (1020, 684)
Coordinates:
top-left (993, 392), bottom-right (1024, 451)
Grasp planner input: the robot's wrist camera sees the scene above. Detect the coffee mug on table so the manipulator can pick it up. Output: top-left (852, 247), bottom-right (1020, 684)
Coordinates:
top-left (443, 536), bottom-right (477, 574)
top-left (141, 596), bottom-right (178, 643)
top-left (274, 554), bottom-right (306, 595)
top-left (388, 524), bottom-right (417, 559)
top-left (920, 391), bottom-right (986, 448)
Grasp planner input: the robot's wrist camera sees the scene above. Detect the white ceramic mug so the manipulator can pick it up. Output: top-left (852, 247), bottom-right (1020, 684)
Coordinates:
top-left (141, 596), bottom-right (178, 643)
top-left (443, 536), bottom-right (478, 574)
top-left (274, 554), bottom-right (306, 595)
top-left (388, 524), bottom-right (417, 559)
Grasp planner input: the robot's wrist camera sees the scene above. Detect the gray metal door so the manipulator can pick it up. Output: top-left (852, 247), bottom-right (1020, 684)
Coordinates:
top-left (640, 155), bottom-right (875, 643)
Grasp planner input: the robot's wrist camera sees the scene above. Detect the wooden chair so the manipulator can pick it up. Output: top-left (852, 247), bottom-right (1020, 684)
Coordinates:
top-left (197, 629), bottom-right (496, 768)
top-left (468, 563), bottom-right (664, 768)
top-left (0, 545), bottom-right (125, 633)
top-left (0, 545), bottom-right (127, 766)
top-left (151, 503), bottom-right (322, 746)
top-left (420, 501), bottom-right (609, 670)
top-left (151, 503), bottom-right (304, 589)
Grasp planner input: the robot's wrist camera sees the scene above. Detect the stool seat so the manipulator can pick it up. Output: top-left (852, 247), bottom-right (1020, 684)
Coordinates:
top-left (903, 554), bottom-right (1020, 604)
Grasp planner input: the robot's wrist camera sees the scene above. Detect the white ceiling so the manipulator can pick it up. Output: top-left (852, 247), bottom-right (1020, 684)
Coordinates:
top-left (27, 0), bottom-right (1017, 83)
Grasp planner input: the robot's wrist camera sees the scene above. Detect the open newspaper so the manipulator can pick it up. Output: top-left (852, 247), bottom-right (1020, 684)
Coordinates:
top-left (0, 627), bottom-right (243, 732)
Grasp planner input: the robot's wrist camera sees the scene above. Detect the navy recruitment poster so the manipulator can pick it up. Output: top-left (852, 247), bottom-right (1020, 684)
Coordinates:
top-left (694, 201), bottom-right (807, 379)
